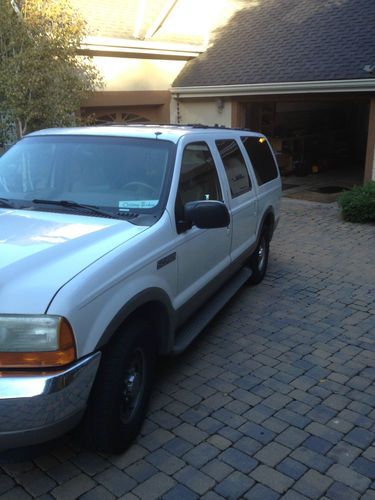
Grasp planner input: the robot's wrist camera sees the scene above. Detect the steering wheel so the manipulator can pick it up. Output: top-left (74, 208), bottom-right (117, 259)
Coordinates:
top-left (122, 181), bottom-right (157, 197)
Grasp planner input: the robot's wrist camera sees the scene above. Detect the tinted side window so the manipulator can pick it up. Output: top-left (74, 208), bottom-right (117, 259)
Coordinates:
top-left (177, 142), bottom-right (222, 205)
top-left (216, 139), bottom-right (251, 198)
top-left (241, 136), bottom-right (278, 185)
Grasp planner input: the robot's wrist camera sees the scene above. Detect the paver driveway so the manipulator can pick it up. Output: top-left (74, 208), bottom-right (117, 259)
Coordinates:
top-left (1, 198), bottom-right (374, 499)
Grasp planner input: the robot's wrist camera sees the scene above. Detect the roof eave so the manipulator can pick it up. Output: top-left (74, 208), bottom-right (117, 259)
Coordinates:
top-left (171, 79), bottom-right (375, 97)
top-left (80, 36), bottom-right (204, 60)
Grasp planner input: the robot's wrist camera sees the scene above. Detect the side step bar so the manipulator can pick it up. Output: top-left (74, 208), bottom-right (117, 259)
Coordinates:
top-left (172, 267), bottom-right (252, 354)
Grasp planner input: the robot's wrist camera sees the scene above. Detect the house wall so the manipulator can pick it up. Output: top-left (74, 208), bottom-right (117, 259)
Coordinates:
top-left (82, 56), bottom-right (188, 123)
top-left (170, 99), bottom-right (232, 126)
top-left (93, 56), bottom-right (187, 91)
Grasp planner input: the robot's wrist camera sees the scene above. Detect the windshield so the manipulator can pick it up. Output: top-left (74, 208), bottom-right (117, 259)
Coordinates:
top-left (0, 135), bottom-right (175, 219)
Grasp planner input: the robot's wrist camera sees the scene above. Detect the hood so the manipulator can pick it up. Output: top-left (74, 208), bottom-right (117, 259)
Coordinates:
top-left (0, 209), bottom-right (147, 313)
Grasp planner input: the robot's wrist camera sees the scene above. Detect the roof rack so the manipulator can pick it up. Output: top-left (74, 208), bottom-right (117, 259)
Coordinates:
top-left (95, 123), bottom-right (254, 132)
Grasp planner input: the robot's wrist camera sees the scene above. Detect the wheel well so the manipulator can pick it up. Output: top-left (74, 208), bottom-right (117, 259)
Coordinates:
top-left (112, 301), bottom-right (171, 355)
top-left (262, 211), bottom-right (275, 240)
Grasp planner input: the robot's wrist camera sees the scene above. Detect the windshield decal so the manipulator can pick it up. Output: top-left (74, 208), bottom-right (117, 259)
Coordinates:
top-left (119, 200), bottom-right (158, 210)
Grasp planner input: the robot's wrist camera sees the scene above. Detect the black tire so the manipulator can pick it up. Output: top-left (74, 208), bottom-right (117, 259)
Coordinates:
top-left (248, 229), bottom-right (270, 285)
top-left (81, 319), bottom-right (156, 453)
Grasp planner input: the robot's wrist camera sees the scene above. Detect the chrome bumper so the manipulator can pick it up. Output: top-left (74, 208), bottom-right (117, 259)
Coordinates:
top-left (0, 352), bottom-right (101, 450)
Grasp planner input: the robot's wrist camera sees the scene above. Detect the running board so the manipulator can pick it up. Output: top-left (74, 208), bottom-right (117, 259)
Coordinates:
top-left (172, 267), bottom-right (252, 354)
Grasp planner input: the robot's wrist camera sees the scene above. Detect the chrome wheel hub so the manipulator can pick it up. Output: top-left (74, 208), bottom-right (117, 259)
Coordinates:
top-left (257, 239), bottom-right (266, 271)
top-left (121, 349), bottom-right (144, 423)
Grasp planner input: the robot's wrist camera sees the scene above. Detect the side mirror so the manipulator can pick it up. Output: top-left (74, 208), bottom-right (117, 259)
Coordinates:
top-left (184, 200), bottom-right (230, 229)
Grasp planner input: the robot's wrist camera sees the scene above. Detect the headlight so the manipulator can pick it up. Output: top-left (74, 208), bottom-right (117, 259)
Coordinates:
top-left (0, 315), bottom-right (76, 368)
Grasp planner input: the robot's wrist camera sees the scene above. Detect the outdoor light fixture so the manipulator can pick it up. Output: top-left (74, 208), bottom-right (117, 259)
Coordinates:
top-left (216, 98), bottom-right (225, 113)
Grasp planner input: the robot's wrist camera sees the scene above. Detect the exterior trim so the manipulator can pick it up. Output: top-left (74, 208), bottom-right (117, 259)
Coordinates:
top-left (231, 101), bottom-right (245, 128)
top-left (364, 98), bottom-right (375, 182)
top-left (80, 36), bottom-right (203, 60)
top-left (172, 79), bottom-right (375, 98)
top-left (83, 90), bottom-right (170, 107)
top-left (95, 288), bottom-right (174, 352)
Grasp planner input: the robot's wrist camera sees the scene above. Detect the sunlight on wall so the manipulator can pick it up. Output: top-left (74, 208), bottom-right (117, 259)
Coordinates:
top-left (93, 57), bottom-right (187, 91)
top-left (88, 0), bottom-right (260, 92)
top-left (170, 99), bottom-right (232, 126)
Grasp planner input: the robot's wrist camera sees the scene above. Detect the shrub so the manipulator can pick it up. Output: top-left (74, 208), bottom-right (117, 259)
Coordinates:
top-left (337, 181), bottom-right (375, 223)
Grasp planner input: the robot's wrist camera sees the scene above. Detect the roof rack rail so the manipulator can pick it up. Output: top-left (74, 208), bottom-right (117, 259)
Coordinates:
top-left (91, 122), bottom-right (256, 133)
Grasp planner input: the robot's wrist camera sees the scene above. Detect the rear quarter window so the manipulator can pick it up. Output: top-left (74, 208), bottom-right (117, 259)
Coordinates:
top-left (216, 139), bottom-right (252, 198)
top-left (241, 136), bottom-right (278, 185)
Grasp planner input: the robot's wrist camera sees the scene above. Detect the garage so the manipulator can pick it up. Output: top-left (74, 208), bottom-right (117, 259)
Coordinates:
top-left (243, 96), bottom-right (371, 198)
top-left (81, 90), bottom-right (172, 127)
top-left (171, 0), bottom-right (375, 196)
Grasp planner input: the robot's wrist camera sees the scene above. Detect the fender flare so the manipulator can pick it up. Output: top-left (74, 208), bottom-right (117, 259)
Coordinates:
top-left (95, 287), bottom-right (175, 353)
top-left (258, 206), bottom-right (276, 242)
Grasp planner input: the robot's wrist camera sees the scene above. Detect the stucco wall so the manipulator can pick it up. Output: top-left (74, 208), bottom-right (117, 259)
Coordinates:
top-left (170, 99), bottom-right (232, 126)
top-left (93, 56), bottom-right (187, 91)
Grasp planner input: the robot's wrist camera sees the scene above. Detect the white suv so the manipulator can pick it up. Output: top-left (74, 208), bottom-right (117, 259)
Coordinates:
top-left (0, 125), bottom-right (281, 453)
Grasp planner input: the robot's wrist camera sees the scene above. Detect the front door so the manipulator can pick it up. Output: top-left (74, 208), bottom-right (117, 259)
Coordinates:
top-left (173, 141), bottom-right (231, 315)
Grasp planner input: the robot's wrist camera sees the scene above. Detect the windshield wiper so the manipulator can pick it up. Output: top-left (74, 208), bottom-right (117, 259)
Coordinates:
top-left (0, 198), bottom-right (14, 208)
top-left (32, 199), bottom-right (120, 219)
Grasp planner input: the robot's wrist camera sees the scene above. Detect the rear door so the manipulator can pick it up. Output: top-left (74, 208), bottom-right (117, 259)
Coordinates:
top-left (214, 138), bottom-right (258, 262)
top-left (241, 135), bottom-right (281, 232)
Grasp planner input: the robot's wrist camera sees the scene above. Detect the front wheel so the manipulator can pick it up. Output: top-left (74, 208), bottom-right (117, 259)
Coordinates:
top-left (248, 229), bottom-right (270, 285)
top-left (81, 319), bottom-right (156, 453)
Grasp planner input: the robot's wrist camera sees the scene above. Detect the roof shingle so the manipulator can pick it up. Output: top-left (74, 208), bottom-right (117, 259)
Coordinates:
top-left (173, 0), bottom-right (375, 86)
top-left (71, 0), bottom-right (205, 46)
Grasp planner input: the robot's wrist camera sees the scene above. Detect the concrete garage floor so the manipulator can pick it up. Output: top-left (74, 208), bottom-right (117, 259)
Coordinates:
top-left (282, 168), bottom-right (364, 203)
top-left (1, 198), bottom-right (374, 499)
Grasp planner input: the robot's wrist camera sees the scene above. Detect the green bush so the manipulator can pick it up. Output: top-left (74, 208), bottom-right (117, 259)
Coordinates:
top-left (338, 181), bottom-right (375, 223)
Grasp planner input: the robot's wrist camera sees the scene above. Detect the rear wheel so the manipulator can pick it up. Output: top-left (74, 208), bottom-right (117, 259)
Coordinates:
top-left (81, 319), bottom-right (156, 453)
top-left (248, 229), bottom-right (270, 285)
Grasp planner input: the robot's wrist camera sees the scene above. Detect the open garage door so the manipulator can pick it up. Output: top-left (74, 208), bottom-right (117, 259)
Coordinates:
top-left (243, 96), bottom-right (371, 201)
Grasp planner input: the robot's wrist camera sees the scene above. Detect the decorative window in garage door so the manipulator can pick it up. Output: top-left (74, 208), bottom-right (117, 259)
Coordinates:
top-left (83, 111), bottom-right (151, 125)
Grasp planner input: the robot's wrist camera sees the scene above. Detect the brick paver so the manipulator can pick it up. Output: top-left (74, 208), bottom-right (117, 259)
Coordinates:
top-left (1, 198), bottom-right (374, 498)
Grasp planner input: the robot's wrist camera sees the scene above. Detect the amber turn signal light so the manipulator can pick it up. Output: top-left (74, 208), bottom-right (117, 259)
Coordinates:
top-left (0, 317), bottom-right (76, 368)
